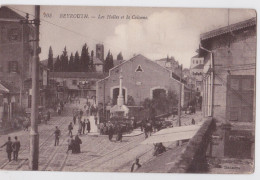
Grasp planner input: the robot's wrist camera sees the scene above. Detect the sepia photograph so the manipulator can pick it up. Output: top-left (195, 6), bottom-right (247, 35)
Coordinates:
top-left (0, 3), bottom-right (257, 174)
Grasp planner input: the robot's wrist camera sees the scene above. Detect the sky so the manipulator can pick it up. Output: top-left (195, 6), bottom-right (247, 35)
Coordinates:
top-left (7, 5), bottom-right (256, 68)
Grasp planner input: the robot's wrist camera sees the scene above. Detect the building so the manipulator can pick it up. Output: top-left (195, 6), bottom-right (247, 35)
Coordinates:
top-left (200, 17), bottom-right (256, 158)
top-left (155, 56), bottom-right (182, 77)
top-left (49, 72), bottom-right (107, 102)
top-left (190, 54), bottom-right (204, 69)
top-left (96, 43), bottom-right (104, 61)
top-left (190, 55), bottom-right (204, 93)
top-left (97, 54), bottom-right (187, 109)
top-left (0, 6), bottom-right (36, 127)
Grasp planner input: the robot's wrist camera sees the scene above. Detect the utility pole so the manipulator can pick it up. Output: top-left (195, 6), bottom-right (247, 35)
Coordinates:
top-left (178, 64), bottom-right (183, 127)
top-left (29, 5), bottom-right (40, 170)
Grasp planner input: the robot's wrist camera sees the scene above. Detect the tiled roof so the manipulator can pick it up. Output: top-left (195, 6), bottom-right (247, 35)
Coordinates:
top-left (0, 6), bottom-right (25, 19)
top-left (200, 17), bottom-right (256, 41)
top-left (49, 72), bottom-right (108, 79)
top-left (192, 64), bottom-right (204, 69)
top-left (0, 80), bottom-right (20, 93)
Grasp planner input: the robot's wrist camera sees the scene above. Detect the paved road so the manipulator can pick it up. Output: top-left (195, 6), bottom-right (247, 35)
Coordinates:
top-left (0, 100), bottom-right (203, 172)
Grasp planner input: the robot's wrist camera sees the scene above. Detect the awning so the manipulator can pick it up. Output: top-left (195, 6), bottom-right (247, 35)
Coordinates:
top-left (0, 83), bottom-right (10, 93)
top-left (141, 125), bottom-right (201, 144)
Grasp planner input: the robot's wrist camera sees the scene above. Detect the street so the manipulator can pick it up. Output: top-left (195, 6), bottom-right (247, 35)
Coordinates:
top-left (0, 100), bottom-right (203, 172)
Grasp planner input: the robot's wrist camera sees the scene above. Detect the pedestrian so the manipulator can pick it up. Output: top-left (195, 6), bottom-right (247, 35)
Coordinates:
top-left (191, 118), bottom-right (195, 125)
top-left (86, 119), bottom-right (91, 133)
top-left (144, 123), bottom-right (148, 139)
top-left (74, 135), bottom-right (82, 153)
top-left (67, 135), bottom-right (74, 154)
top-left (116, 125), bottom-right (123, 142)
top-left (108, 125), bottom-right (114, 141)
top-left (23, 119), bottom-right (29, 131)
top-left (57, 106), bottom-right (61, 115)
top-left (68, 122), bottom-right (73, 136)
top-left (54, 126), bottom-right (61, 146)
top-left (82, 119), bottom-right (86, 134)
top-left (12, 136), bottom-right (21, 161)
top-left (0, 137), bottom-right (13, 162)
top-left (78, 120), bottom-right (82, 135)
top-left (131, 158), bottom-right (142, 172)
top-left (80, 109), bottom-right (83, 117)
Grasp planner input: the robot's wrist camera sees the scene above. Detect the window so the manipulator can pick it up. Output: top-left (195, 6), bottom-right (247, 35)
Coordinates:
top-left (196, 60), bottom-right (198, 64)
top-left (9, 61), bottom-right (18, 73)
top-left (8, 28), bottom-right (21, 42)
top-left (135, 65), bottom-right (143, 72)
top-left (72, 80), bottom-right (77, 85)
top-left (230, 79), bottom-right (239, 90)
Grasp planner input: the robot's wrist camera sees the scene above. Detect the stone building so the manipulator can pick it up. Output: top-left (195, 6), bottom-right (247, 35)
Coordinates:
top-left (0, 6), bottom-right (34, 108)
top-left (200, 17), bottom-right (256, 158)
top-left (0, 7), bottom-right (35, 127)
top-left (96, 54), bottom-right (187, 108)
top-left (49, 72), bottom-right (107, 102)
top-left (155, 56), bottom-right (182, 77)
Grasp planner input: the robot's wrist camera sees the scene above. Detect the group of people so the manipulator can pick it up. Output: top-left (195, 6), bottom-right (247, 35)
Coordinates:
top-left (57, 101), bottom-right (64, 115)
top-left (67, 135), bottom-right (82, 154)
top-left (84, 102), bottom-right (98, 117)
top-left (99, 122), bottom-right (123, 142)
top-left (0, 136), bottom-right (21, 162)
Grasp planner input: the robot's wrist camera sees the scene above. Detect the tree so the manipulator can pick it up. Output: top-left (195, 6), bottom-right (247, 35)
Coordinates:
top-left (74, 51), bottom-right (80, 72)
top-left (80, 43), bottom-right (90, 72)
top-left (47, 46), bottom-right (54, 72)
top-left (68, 53), bottom-right (74, 72)
top-left (53, 55), bottom-right (61, 72)
top-left (117, 52), bottom-right (123, 60)
top-left (141, 90), bottom-right (178, 117)
top-left (89, 50), bottom-right (95, 72)
top-left (104, 50), bottom-right (111, 72)
top-left (60, 46), bottom-right (69, 72)
top-left (126, 95), bottom-right (135, 106)
top-left (104, 50), bottom-right (114, 72)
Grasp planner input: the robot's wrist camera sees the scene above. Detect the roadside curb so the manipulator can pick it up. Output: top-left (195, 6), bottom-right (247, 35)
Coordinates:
top-left (83, 131), bottom-right (144, 137)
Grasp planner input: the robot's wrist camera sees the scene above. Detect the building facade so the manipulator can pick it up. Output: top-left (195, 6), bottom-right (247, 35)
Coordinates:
top-left (96, 43), bottom-right (104, 61)
top-left (201, 18), bottom-right (256, 159)
top-left (201, 17), bottom-right (256, 123)
top-left (49, 72), bottom-right (107, 102)
top-left (97, 54), bottom-right (186, 108)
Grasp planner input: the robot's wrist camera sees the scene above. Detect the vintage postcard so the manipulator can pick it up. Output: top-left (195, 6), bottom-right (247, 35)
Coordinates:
top-left (0, 5), bottom-right (256, 174)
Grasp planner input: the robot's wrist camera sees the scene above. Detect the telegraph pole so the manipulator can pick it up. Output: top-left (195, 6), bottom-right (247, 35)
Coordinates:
top-left (29, 5), bottom-right (40, 170)
top-left (178, 64), bottom-right (183, 127)
top-left (177, 64), bottom-right (183, 146)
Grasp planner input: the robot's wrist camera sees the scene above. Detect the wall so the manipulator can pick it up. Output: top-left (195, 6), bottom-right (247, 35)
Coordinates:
top-left (168, 118), bottom-right (216, 173)
top-left (97, 55), bottom-right (182, 106)
top-left (202, 26), bottom-right (256, 123)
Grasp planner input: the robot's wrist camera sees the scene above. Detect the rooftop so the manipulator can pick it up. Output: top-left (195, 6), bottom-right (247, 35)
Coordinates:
top-left (192, 64), bottom-right (204, 69)
top-left (0, 80), bottom-right (20, 94)
top-left (49, 72), bottom-right (107, 79)
top-left (200, 17), bottom-right (256, 41)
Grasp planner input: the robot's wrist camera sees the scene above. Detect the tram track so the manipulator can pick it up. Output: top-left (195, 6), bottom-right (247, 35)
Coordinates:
top-left (69, 135), bottom-right (145, 171)
top-left (0, 107), bottom-right (72, 170)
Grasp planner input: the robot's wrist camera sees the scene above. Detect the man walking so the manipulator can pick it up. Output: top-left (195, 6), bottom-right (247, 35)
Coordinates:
top-left (82, 119), bottom-right (86, 134)
top-left (12, 136), bottom-right (21, 161)
top-left (0, 137), bottom-right (13, 162)
top-left (73, 115), bottom-right (76, 125)
top-left (68, 122), bottom-right (73, 136)
top-left (54, 126), bottom-right (61, 146)
top-left (86, 119), bottom-right (91, 133)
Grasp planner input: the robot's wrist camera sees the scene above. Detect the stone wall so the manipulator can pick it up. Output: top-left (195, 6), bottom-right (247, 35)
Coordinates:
top-left (168, 118), bottom-right (216, 173)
